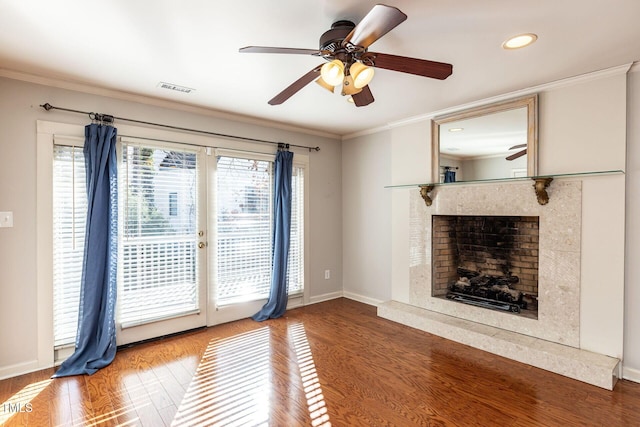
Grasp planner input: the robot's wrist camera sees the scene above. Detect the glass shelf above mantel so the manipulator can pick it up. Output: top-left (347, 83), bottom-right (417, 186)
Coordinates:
top-left (384, 169), bottom-right (625, 190)
top-left (385, 169), bottom-right (625, 206)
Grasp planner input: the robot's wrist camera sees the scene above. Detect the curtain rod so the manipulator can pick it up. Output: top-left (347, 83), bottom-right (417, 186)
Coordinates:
top-left (39, 103), bottom-right (320, 152)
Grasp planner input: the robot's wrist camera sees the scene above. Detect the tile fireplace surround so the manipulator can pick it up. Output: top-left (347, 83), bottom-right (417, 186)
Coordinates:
top-left (378, 180), bottom-right (620, 389)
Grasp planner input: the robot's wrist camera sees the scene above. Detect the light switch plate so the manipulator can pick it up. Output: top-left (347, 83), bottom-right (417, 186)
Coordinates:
top-left (0, 211), bottom-right (13, 228)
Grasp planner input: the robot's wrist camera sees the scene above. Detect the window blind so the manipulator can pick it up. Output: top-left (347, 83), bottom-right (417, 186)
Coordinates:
top-left (119, 144), bottom-right (200, 327)
top-left (52, 143), bottom-right (86, 347)
top-left (287, 166), bottom-right (304, 295)
top-left (216, 156), bottom-right (274, 304)
top-left (216, 154), bottom-right (305, 305)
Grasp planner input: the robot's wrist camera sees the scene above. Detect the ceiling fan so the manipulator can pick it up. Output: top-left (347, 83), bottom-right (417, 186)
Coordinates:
top-left (506, 144), bottom-right (527, 160)
top-left (239, 4), bottom-right (453, 107)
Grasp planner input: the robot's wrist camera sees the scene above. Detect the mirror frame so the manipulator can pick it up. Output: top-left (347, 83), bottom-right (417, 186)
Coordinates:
top-left (431, 94), bottom-right (538, 183)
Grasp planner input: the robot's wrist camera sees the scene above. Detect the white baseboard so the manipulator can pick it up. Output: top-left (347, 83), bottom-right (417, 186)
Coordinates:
top-left (308, 291), bottom-right (343, 305)
top-left (342, 291), bottom-right (384, 307)
top-left (304, 291), bottom-right (384, 307)
top-left (622, 365), bottom-right (640, 383)
top-left (0, 360), bottom-right (42, 381)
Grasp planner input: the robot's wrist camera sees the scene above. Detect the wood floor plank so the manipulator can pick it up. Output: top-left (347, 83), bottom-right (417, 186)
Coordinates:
top-left (2, 298), bottom-right (640, 426)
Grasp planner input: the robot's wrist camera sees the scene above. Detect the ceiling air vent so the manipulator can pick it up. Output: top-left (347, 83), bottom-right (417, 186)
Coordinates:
top-left (157, 82), bottom-right (195, 94)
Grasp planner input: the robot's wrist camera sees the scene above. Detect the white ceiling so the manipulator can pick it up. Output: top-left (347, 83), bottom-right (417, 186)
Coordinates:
top-left (1, 1), bottom-right (639, 137)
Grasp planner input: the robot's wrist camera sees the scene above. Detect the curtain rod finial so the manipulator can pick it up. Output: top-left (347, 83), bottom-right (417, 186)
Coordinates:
top-left (41, 103), bottom-right (53, 111)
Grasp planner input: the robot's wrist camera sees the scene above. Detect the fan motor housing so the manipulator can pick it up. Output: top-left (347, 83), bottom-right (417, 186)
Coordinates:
top-left (319, 20), bottom-right (355, 53)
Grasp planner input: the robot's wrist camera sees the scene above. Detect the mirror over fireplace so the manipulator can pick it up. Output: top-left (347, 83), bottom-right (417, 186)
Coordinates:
top-left (431, 94), bottom-right (538, 183)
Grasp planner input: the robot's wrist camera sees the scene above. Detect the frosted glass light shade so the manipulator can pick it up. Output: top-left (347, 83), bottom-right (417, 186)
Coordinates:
top-left (350, 62), bottom-right (374, 88)
top-left (320, 60), bottom-right (345, 86)
top-left (315, 77), bottom-right (335, 92)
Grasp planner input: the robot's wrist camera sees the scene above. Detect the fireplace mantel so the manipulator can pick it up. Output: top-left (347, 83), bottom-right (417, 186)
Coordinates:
top-left (386, 169), bottom-right (623, 207)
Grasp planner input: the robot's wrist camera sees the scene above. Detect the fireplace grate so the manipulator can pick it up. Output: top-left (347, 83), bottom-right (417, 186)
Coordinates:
top-left (447, 292), bottom-right (521, 313)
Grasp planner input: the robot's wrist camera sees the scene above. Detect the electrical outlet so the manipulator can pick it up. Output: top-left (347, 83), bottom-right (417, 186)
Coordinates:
top-left (0, 211), bottom-right (13, 228)
top-left (324, 270), bottom-right (330, 280)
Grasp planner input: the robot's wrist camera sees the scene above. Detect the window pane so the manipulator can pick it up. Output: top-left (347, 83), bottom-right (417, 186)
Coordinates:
top-left (216, 156), bottom-right (273, 304)
top-left (216, 155), bottom-right (305, 305)
top-left (53, 144), bottom-right (86, 347)
top-left (288, 166), bottom-right (304, 295)
top-left (120, 145), bottom-right (199, 327)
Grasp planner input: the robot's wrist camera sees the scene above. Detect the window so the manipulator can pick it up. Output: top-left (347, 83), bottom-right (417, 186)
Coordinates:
top-left (216, 156), bottom-right (273, 304)
top-left (52, 143), bottom-right (87, 347)
top-left (215, 153), bottom-right (304, 305)
top-left (119, 143), bottom-right (200, 327)
top-left (288, 166), bottom-right (304, 295)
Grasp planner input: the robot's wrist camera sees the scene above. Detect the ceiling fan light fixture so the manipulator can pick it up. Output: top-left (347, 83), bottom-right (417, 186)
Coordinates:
top-left (320, 59), bottom-right (345, 86)
top-left (349, 62), bottom-right (375, 88)
top-left (341, 75), bottom-right (363, 96)
top-left (315, 77), bottom-right (335, 93)
top-left (502, 33), bottom-right (538, 49)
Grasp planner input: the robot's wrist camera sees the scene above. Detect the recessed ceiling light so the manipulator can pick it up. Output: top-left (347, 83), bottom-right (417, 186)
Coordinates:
top-left (448, 127), bottom-right (464, 132)
top-left (502, 33), bottom-right (538, 50)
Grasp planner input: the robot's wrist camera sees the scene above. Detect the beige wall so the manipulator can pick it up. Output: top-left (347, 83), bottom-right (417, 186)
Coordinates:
top-left (341, 130), bottom-right (392, 304)
top-left (625, 65), bottom-right (640, 381)
top-left (0, 76), bottom-right (343, 378)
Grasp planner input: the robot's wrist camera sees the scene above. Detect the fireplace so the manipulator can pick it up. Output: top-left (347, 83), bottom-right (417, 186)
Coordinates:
top-left (432, 215), bottom-right (539, 318)
top-left (404, 181), bottom-right (583, 347)
top-left (380, 181), bottom-right (622, 390)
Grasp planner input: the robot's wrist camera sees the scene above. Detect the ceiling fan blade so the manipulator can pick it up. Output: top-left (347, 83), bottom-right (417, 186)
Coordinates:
top-left (268, 65), bottom-right (322, 105)
top-left (351, 85), bottom-right (375, 107)
top-left (239, 46), bottom-right (321, 55)
top-left (509, 144), bottom-right (527, 150)
top-left (343, 4), bottom-right (407, 49)
top-left (366, 52), bottom-right (453, 80)
top-left (506, 149), bottom-right (527, 161)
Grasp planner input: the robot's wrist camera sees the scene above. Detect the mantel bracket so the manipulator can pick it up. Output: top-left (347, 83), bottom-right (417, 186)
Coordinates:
top-left (532, 177), bottom-right (553, 205)
top-left (419, 185), bottom-right (435, 206)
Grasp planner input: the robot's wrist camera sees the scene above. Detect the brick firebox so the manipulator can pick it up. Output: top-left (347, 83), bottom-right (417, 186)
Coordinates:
top-left (432, 215), bottom-right (539, 315)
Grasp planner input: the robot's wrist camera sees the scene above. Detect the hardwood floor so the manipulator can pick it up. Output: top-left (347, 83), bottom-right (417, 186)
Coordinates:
top-left (2, 298), bottom-right (640, 426)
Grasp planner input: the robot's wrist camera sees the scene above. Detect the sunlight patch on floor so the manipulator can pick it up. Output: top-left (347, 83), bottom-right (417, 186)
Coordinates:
top-left (289, 323), bottom-right (331, 427)
top-left (172, 327), bottom-right (271, 426)
top-left (0, 378), bottom-right (52, 424)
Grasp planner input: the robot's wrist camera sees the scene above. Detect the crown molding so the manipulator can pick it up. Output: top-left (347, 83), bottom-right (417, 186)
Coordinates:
top-left (342, 62), bottom-right (634, 141)
top-left (0, 68), bottom-right (341, 140)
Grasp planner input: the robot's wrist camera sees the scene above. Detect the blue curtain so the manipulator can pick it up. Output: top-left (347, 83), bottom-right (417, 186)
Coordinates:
top-left (53, 123), bottom-right (118, 377)
top-left (252, 150), bottom-right (294, 321)
top-left (444, 169), bottom-right (456, 183)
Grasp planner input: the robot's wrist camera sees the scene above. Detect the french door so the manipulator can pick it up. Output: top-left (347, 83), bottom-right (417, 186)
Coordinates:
top-left (51, 128), bottom-right (305, 357)
top-left (116, 139), bottom-right (207, 345)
